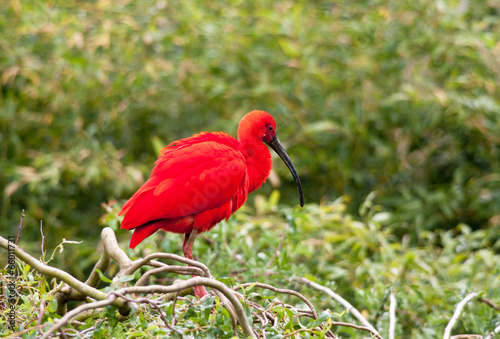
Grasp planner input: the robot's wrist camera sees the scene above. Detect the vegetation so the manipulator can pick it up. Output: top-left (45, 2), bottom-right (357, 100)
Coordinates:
top-left (1, 0), bottom-right (499, 338)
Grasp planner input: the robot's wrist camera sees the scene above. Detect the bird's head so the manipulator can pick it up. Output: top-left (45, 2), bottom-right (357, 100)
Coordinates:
top-left (238, 110), bottom-right (277, 143)
top-left (238, 110), bottom-right (304, 207)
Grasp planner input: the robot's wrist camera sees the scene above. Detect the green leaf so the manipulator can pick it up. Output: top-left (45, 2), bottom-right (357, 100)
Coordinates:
top-left (95, 269), bottom-right (112, 283)
top-left (117, 274), bottom-right (135, 283)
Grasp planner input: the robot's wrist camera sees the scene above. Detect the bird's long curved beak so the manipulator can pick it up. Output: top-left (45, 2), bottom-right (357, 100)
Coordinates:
top-left (265, 135), bottom-right (304, 207)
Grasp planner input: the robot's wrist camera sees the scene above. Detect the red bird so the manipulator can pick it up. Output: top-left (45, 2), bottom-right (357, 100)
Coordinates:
top-left (119, 110), bottom-right (304, 297)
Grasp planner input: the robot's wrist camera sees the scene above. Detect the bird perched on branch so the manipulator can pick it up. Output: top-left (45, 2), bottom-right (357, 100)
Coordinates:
top-left (120, 110), bottom-right (304, 297)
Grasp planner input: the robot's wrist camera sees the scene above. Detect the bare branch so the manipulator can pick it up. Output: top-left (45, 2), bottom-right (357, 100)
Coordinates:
top-left (108, 292), bottom-right (183, 336)
top-left (235, 282), bottom-right (318, 319)
top-left (485, 323), bottom-right (500, 339)
top-left (16, 209), bottom-right (25, 245)
top-left (10, 324), bottom-right (50, 338)
top-left (101, 227), bottom-right (133, 271)
top-left (37, 282), bottom-right (64, 336)
top-left (171, 291), bottom-right (179, 326)
top-left (389, 291), bottom-right (397, 339)
top-left (41, 295), bottom-right (119, 339)
top-left (42, 278), bottom-right (256, 339)
top-left (330, 321), bottom-right (384, 339)
top-left (40, 220), bottom-right (45, 260)
top-left (85, 244), bottom-right (111, 287)
top-left (444, 292), bottom-right (479, 339)
top-left (293, 276), bottom-right (381, 337)
top-left (135, 265), bottom-right (205, 286)
top-left (123, 252), bottom-right (211, 277)
top-left (281, 328), bottom-right (317, 338)
top-left (479, 297), bottom-right (500, 313)
top-left (0, 235), bottom-right (130, 316)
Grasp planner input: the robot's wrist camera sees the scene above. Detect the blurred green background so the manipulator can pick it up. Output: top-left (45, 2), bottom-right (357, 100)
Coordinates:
top-left (2, 1), bottom-right (500, 337)
top-left (2, 0), bottom-right (499, 249)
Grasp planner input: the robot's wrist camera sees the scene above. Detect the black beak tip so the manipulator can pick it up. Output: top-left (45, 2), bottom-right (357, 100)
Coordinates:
top-left (266, 135), bottom-right (305, 208)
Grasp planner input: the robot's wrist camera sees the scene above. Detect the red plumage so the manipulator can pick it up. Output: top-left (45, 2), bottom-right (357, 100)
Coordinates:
top-left (119, 110), bottom-right (303, 297)
top-left (120, 132), bottom-right (250, 248)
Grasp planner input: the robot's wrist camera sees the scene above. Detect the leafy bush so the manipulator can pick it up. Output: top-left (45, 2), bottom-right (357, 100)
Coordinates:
top-left (2, 0), bottom-right (499, 247)
top-left (2, 195), bottom-right (499, 338)
top-left (1, 1), bottom-right (500, 337)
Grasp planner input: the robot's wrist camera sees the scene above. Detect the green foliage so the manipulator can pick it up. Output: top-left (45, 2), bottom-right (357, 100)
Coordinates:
top-left (1, 0), bottom-right (499, 247)
top-left (1, 0), bottom-right (499, 337)
top-left (3, 196), bottom-right (500, 338)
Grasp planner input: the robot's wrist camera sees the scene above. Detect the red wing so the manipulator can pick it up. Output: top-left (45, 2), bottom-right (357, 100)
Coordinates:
top-left (120, 137), bottom-right (247, 230)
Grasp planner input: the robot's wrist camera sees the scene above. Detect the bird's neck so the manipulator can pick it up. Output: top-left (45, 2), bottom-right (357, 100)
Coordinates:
top-left (240, 136), bottom-right (272, 193)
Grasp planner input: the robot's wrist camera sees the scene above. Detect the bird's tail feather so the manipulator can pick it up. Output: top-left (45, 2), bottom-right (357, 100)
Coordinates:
top-left (129, 217), bottom-right (195, 249)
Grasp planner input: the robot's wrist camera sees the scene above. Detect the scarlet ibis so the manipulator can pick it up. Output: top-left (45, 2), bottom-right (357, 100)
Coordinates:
top-left (119, 110), bottom-right (304, 297)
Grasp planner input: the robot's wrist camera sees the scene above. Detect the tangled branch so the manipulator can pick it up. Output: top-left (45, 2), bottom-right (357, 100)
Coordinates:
top-left (3, 222), bottom-right (498, 339)
top-left (0, 228), bottom-right (255, 338)
top-left (294, 276), bottom-right (383, 338)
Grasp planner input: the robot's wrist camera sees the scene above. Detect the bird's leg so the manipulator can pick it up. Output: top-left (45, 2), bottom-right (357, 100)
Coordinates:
top-left (182, 228), bottom-right (208, 298)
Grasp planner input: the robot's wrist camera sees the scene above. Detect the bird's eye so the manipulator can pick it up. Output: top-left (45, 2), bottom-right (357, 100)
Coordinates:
top-left (268, 125), bottom-right (273, 131)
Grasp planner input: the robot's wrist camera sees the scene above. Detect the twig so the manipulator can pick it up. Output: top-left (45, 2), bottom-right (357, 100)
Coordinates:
top-left (281, 328), bottom-right (317, 338)
top-left (294, 276), bottom-right (381, 337)
top-left (479, 297), bottom-right (500, 313)
top-left (135, 265), bottom-right (205, 286)
top-left (235, 282), bottom-right (318, 319)
top-left (392, 308), bottom-right (424, 325)
top-left (9, 323), bottom-right (50, 337)
top-left (330, 322), bottom-right (384, 339)
top-left (54, 228), bottom-right (118, 315)
top-left (485, 323), bottom-right (500, 339)
top-left (42, 278), bottom-right (256, 339)
top-left (124, 279), bottom-right (254, 337)
top-left (171, 291), bottom-right (179, 326)
top-left (122, 252), bottom-right (211, 278)
top-left (85, 244), bottom-right (111, 287)
top-left (40, 220), bottom-right (45, 260)
top-left (389, 291), bottom-right (396, 339)
top-left (37, 282), bottom-right (64, 336)
top-left (16, 209), bottom-right (25, 245)
top-left (444, 292), bottom-right (479, 339)
top-left (450, 335), bottom-right (483, 338)
top-left (0, 235), bottom-right (130, 316)
top-left (109, 292), bottom-right (183, 337)
top-left (42, 295), bottom-right (119, 339)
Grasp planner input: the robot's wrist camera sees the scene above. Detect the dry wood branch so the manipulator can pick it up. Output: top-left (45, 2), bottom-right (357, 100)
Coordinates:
top-left (389, 291), bottom-right (397, 339)
top-left (235, 282), bottom-right (318, 319)
top-left (479, 297), bottom-right (500, 313)
top-left (108, 292), bottom-right (183, 336)
top-left (10, 324), bottom-right (50, 338)
top-left (15, 209), bottom-right (25, 245)
top-left (85, 239), bottom-right (111, 288)
top-left (124, 280), bottom-right (255, 337)
top-left (37, 282), bottom-right (64, 336)
top-left (485, 323), bottom-right (500, 339)
top-left (123, 252), bottom-right (211, 277)
top-left (42, 295), bottom-right (119, 339)
top-left (234, 282), bottom-right (338, 338)
top-left (101, 227), bottom-right (133, 270)
top-left (135, 265), bottom-right (205, 286)
top-left (0, 235), bottom-right (130, 316)
top-left (444, 292), bottom-right (479, 339)
top-left (42, 278), bottom-right (256, 339)
top-left (54, 227), bottom-right (132, 314)
top-left (330, 321), bottom-right (384, 339)
top-left (294, 276), bottom-right (382, 338)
